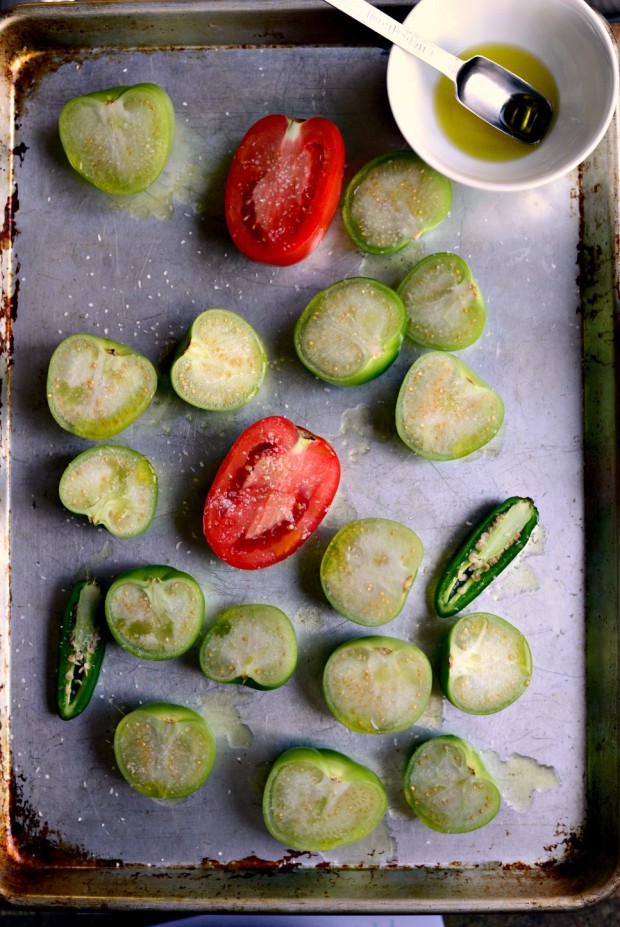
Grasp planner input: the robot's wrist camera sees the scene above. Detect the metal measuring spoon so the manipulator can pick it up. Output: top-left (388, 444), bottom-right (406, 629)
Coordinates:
top-left (324, 0), bottom-right (553, 144)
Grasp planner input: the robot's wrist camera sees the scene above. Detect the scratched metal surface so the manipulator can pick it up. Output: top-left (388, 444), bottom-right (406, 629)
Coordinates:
top-left (0, 0), bottom-right (617, 912)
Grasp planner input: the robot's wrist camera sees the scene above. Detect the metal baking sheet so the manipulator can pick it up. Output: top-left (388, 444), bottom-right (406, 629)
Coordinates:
top-left (0, 0), bottom-right (618, 912)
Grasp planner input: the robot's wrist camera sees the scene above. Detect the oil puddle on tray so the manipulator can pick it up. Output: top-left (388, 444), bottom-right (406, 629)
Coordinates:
top-left (482, 749), bottom-right (560, 812)
top-left (194, 688), bottom-right (253, 749)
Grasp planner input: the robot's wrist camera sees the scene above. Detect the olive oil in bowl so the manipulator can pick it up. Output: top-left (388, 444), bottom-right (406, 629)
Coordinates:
top-left (435, 43), bottom-right (559, 161)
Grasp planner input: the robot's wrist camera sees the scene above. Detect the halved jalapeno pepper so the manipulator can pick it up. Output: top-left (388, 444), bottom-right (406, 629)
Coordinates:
top-left (435, 496), bottom-right (539, 618)
top-left (57, 579), bottom-right (107, 720)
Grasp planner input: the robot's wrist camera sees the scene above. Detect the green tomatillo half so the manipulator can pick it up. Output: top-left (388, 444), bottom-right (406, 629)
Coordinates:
top-left (199, 603), bottom-right (297, 689)
top-left (47, 333), bottom-right (157, 440)
top-left (323, 635), bottom-right (432, 734)
top-left (294, 277), bottom-right (406, 385)
top-left (440, 611), bottom-right (532, 715)
top-left (170, 309), bottom-right (268, 411)
top-left (59, 444), bottom-right (158, 538)
top-left (105, 565), bottom-right (205, 661)
top-left (397, 252), bottom-right (487, 350)
top-left (320, 517), bottom-right (423, 626)
top-left (263, 746), bottom-right (388, 851)
top-left (404, 734), bottom-right (501, 833)
top-left (395, 351), bottom-right (504, 460)
top-left (114, 702), bottom-right (216, 799)
top-left (342, 151), bottom-right (452, 253)
top-left (59, 83), bottom-right (175, 195)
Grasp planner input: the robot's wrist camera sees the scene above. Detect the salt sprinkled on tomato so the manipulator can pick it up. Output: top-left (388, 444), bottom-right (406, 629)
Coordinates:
top-left (225, 114), bottom-right (345, 266)
top-left (203, 415), bottom-right (340, 570)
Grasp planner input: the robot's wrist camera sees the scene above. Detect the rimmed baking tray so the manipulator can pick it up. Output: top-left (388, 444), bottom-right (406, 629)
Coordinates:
top-left (0, 0), bottom-right (618, 912)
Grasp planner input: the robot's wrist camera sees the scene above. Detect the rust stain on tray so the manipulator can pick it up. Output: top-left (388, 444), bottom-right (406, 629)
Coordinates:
top-left (0, 187), bottom-right (19, 253)
top-left (0, 182), bottom-right (19, 363)
top-left (201, 850), bottom-right (311, 874)
top-left (7, 778), bottom-right (120, 869)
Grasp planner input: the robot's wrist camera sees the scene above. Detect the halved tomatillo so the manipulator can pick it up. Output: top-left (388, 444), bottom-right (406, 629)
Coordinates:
top-left (263, 746), bottom-right (388, 851)
top-left (404, 734), bottom-right (501, 833)
top-left (59, 83), bottom-right (175, 195)
top-left (59, 444), bottom-right (158, 538)
top-left (170, 309), bottom-right (267, 411)
top-left (47, 333), bottom-right (157, 440)
top-left (114, 703), bottom-right (216, 799)
top-left (323, 635), bottom-right (432, 733)
top-left (395, 351), bottom-right (504, 460)
top-left (199, 604), bottom-right (297, 689)
top-left (320, 517), bottom-right (423, 626)
top-left (105, 565), bottom-right (204, 661)
top-left (397, 252), bottom-right (486, 350)
top-left (294, 277), bottom-right (406, 385)
top-left (440, 612), bottom-right (532, 714)
top-left (342, 151), bottom-right (452, 253)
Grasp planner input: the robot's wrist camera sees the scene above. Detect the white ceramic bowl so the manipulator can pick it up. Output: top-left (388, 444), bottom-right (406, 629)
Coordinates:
top-left (386, 0), bottom-right (619, 191)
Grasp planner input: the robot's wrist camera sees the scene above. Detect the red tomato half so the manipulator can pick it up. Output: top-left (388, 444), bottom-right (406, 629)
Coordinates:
top-left (224, 114), bottom-right (345, 266)
top-left (203, 416), bottom-right (341, 570)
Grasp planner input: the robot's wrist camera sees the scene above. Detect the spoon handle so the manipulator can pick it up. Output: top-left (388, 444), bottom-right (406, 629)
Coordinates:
top-left (323, 0), bottom-right (460, 80)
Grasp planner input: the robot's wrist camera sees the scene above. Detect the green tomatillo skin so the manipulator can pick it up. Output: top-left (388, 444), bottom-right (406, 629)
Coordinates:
top-left (395, 351), bottom-right (504, 460)
top-left (170, 309), bottom-right (268, 411)
top-left (320, 517), bottom-right (423, 626)
top-left (322, 635), bottom-right (432, 733)
top-left (294, 277), bottom-right (406, 386)
top-left (397, 252), bottom-right (487, 350)
top-left (59, 444), bottom-right (158, 538)
top-left (440, 611), bottom-right (532, 714)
